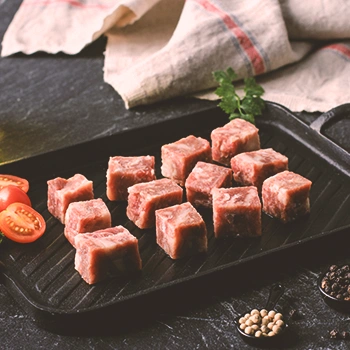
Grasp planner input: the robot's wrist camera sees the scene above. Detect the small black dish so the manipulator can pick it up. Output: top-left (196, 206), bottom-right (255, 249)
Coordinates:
top-left (235, 284), bottom-right (288, 348)
top-left (318, 273), bottom-right (350, 313)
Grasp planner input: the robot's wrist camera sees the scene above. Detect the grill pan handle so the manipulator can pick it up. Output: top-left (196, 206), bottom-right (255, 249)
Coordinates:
top-left (310, 103), bottom-right (350, 154)
top-left (310, 103), bottom-right (350, 133)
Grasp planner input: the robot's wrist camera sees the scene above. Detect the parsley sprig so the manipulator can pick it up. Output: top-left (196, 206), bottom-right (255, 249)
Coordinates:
top-left (213, 67), bottom-right (265, 124)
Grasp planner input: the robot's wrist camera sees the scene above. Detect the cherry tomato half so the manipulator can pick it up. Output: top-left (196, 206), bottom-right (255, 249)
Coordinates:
top-left (0, 185), bottom-right (31, 212)
top-left (0, 203), bottom-right (46, 243)
top-left (0, 174), bottom-right (29, 193)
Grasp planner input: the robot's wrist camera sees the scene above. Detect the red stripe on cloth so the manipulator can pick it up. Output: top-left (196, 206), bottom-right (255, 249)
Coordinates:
top-left (190, 0), bottom-right (265, 75)
top-left (22, 0), bottom-right (113, 9)
top-left (323, 44), bottom-right (350, 59)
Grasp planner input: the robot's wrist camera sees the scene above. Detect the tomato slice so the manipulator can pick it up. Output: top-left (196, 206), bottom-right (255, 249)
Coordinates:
top-left (0, 175), bottom-right (29, 193)
top-left (0, 185), bottom-right (31, 212)
top-left (0, 203), bottom-right (46, 243)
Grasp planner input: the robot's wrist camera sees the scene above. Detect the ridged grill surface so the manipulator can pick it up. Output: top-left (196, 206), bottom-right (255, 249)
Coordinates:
top-left (1, 105), bottom-right (349, 322)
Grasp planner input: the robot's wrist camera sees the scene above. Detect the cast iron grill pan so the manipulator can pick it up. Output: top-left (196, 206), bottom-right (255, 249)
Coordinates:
top-left (0, 102), bottom-right (349, 333)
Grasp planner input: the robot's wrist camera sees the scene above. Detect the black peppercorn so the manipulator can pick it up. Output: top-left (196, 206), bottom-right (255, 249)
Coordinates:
top-left (341, 265), bottom-right (350, 272)
top-left (341, 331), bottom-right (349, 339)
top-left (321, 278), bottom-right (329, 289)
top-left (329, 272), bottom-right (337, 280)
top-left (330, 265), bottom-right (338, 272)
top-left (330, 329), bottom-right (339, 339)
top-left (332, 283), bottom-right (340, 292)
top-left (289, 309), bottom-right (301, 320)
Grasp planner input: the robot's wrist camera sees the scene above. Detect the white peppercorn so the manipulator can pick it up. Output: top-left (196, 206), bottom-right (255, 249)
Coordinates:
top-left (245, 319), bottom-right (254, 327)
top-left (245, 326), bottom-right (253, 335)
top-left (276, 320), bottom-right (284, 327)
top-left (274, 313), bottom-right (283, 321)
top-left (240, 323), bottom-right (246, 330)
top-left (260, 309), bottom-right (268, 317)
top-left (239, 317), bottom-right (245, 324)
top-left (272, 325), bottom-right (282, 334)
top-left (267, 322), bottom-right (274, 330)
top-left (250, 314), bottom-right (261, 323)
top-left (262, 316), bottom-right (270, 325)
top-left (255, 331), bottom-right (262, 338)
top-left (251, 324), bottom-right (259, 331)
top-left (268, 331), bottom-right (276, 337)
top-left (268, 310), bottom-right (276, 318)
top-left (251, 309), bottom-right (260, 315)
top-left (260, 325), bottom-right (268, 333)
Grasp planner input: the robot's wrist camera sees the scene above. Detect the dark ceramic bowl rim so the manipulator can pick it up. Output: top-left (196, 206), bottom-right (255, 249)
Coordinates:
top-left (235, 310), bottom-right (288, 343)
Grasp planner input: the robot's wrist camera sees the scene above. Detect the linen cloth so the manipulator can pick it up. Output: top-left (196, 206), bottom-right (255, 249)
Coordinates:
top-left (2, 0), bottom-right (350, 112)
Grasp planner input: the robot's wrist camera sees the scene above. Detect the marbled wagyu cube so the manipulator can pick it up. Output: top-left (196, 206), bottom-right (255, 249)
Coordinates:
top-left (161, 135), bottom-right (211, 186)
top-left (231, 148), bottom-right (288, 192)
top-left (64, 198), bottom-right (111, 247)
top-left (106, 155), bottom-right (156, 201)
top-left (185, 161), bottom-right (232, 208)
top-left (262, 170), bottom-right (312, 223)
top-left (47, 173), bottom-right (94, 224)
top-left (211, 118), bottom-right (260, 166)
top-left (127, 178), bottom-right (183, 229)
top-left (156, 202), bottom-right (208, 259)
top-left (212, 186), bottom-right (262, 238)
top-left (75, 226), bottom-right (142, 285)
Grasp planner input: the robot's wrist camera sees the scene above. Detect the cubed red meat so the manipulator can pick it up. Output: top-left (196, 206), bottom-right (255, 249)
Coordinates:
top-left (161, 135), bottom-right (211, 186)
top-left (47, 174), bottom-right (94, 224)
top-left (106, 155), bottom-right (156, 201)
top-left (262, 170), bottom-right (312, 223)
top-left (231, 148), bottom-right (288, 191)
top-left (127, 178), bottom-right (183, 229)
top-left (211, 118), bottom-right (260, 165)
top-left (75, 226), bottom-right (142, 285)
top-left (64, 198), bottom-right (112, 247)
top-left (212, 186), bottom-right (261, 238)
top-left (185, 161), bottom-right (232, 208)
top-left (156, 202), bottom-right (207, 259)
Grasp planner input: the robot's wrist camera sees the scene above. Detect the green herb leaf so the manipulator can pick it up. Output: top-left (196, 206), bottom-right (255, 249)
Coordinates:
top-left (213, 68), bottom-right (265, 124)
top-left (0, 232), bottom-right (4, 244)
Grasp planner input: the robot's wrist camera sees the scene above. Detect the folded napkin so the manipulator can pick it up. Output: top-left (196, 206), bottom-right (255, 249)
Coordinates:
top-left (2, 0), bottom-right (350, 112)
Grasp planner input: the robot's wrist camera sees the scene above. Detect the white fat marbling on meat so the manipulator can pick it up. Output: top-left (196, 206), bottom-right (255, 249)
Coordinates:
top-left (157, 202), bottom-right (202, 227)
top-left (109, 155), bottom-right (154, 172)
top-left (162, 135), bottom-right (209, 156)
top-left (214, 187), bottom-right (258, 206)
top-left (129, 178), bottom-right (181, 200)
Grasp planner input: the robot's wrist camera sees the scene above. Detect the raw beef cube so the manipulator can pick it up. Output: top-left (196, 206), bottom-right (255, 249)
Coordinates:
top-left (161, 135), bottom-right (211, 186)
top-left (75, 226), bottom-right (142, 285)
top-left (211, 118), bottom-right (260, 165)
top-left (127, 178), bottom-right (183, 229)
top-left (64, 198), bottom-right (111, 247)
top-left (212, 186), bottom-right (261, 238)
top-left (185, 161), bottom-right (232, 208)
top-left (231, 148), bottom-right (288, 191)
top-left (262, 170), bottom-right (312, 223)
top-left (106, 155), bottom-right (156, 201)
top-left (47, 174), bottom-right (94, 224)
top-left (156, 202), bottom-right (207, 259)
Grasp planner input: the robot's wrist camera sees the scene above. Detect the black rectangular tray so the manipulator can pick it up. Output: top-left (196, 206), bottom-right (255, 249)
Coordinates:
top-left (0, 102), bottom-right (349, 334)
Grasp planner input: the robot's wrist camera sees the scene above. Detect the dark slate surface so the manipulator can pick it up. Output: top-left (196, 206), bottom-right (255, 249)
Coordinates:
top-left (1, 1), bottom-right (350, 349)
